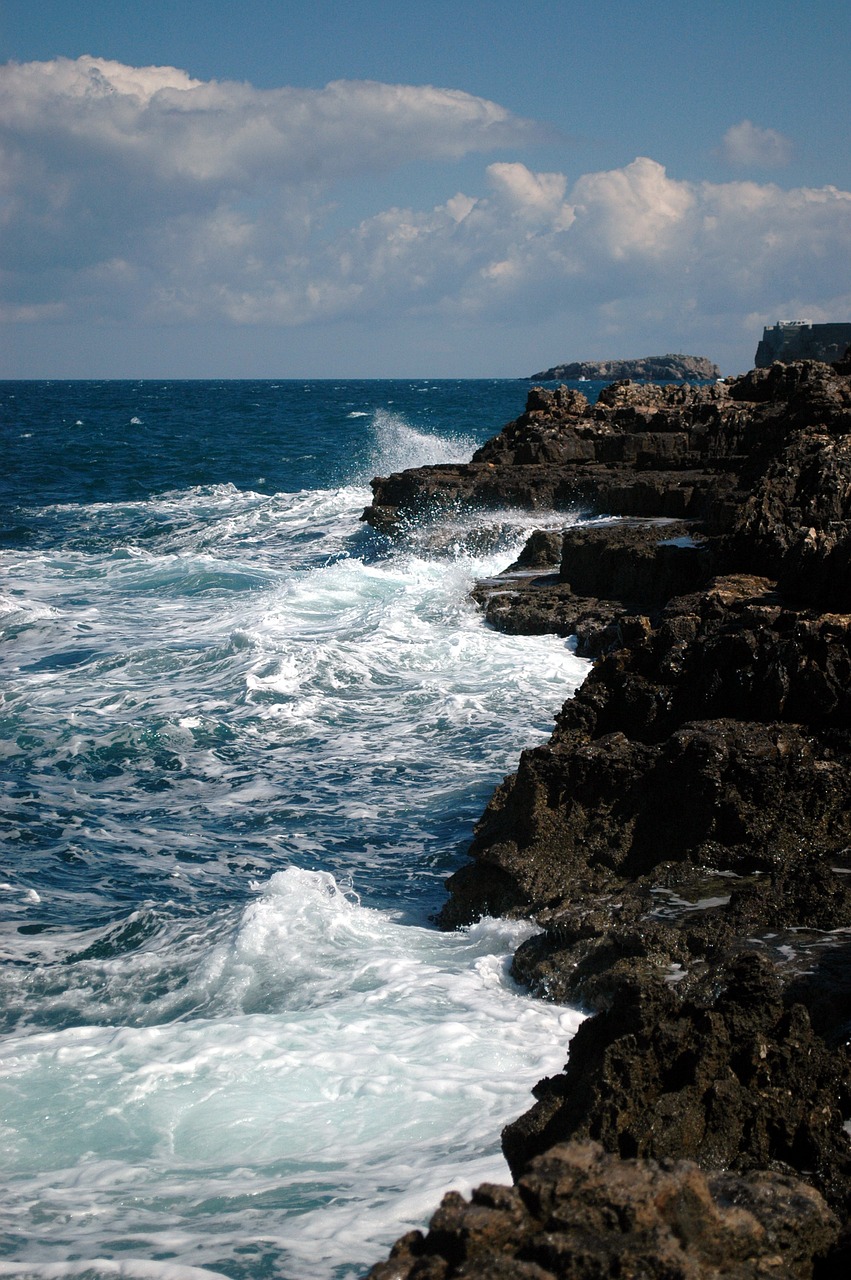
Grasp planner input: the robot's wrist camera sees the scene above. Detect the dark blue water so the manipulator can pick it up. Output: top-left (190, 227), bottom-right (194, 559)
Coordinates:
top-left (2, 379), bottom-right (537, 507)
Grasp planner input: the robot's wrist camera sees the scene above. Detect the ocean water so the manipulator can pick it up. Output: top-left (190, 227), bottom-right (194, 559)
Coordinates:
top-left (0, 381), bottom-right (589, 1280)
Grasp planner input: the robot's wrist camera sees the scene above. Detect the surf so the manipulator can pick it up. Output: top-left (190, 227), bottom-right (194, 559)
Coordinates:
top-left (0, 381), bottom-right (587, 1278)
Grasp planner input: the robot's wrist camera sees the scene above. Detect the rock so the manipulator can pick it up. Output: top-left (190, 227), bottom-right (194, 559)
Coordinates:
top-left (472, 520), bottom-right (715, 655)
top-left (364, 362), bottom-right (851, 1279)
top-left (364, 365), bottom-right (851, 596)
top-left (530, 354), bottom-right (721, 382)
top-left (506, 530), bottom-right (564, 570)
top-left (501, 956), bottom-right (851, 1214)
top-left (362, 378), bottom-right (746, 537)
top-left (439, 574), bottom-right (851, 930)
top-left (367, 1140), bottom-right (840, 1279)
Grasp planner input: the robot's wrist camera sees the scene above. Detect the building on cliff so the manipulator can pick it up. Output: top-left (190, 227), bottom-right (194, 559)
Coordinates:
top-left (755, 320), bottom-right (851, 366)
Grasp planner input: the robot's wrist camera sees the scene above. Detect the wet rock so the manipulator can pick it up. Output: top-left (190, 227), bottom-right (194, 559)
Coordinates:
top-left (507, 530), bottom-right (564, 570)
top-left (439, 573), bottom-right (851, 931)
top-left (363, 377), bottom-right (749, 536)
top-left (558, 521), bottom-right (714, 605)
top-left (365, 362), bottom-right (851, 1279)
top-left (502, 955), bottom-right (851, 1214)
top-left (365, 364), bottom-right (851, 617)
top-left (473, 520), bottom-right (716, 655)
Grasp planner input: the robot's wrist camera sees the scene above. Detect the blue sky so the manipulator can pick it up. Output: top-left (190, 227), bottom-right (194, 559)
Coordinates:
top-left (2, 0), bottom-right (850, 376)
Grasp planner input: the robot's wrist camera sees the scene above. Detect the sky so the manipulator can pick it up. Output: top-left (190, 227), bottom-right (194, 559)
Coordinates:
top-left (1, 0), bottom-right (850, 377)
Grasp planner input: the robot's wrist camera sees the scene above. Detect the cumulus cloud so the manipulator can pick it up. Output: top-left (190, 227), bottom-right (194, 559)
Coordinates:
top-left (315, 159), bottom-right (851, 331)
top-left (1, 57), bottom-right (850, 360)
top-left (0, 55), bottom-right (542, 182)
top-left (719, 119), bottom-right (794, 169)
top-left (0, 55), bottom-right (545, 316)
top-left (486, 162), bottom-right (573, 226)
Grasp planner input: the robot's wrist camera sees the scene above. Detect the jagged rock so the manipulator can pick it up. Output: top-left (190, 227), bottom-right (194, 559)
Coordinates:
top-left (471, 520), bottom-right (715, 655)
top-left (502, 956), bottom-right (851, 1216)
top-left (364, 364), bottom-right (851, 616)
top-left (364, 363), bottom-right (851, 1279)
top-left (362, 377), bottom-right (747, 536)
top-left (367, 1139), bottom-right (840, 1279)
top-left (440, 574), bottom-right (851, 931)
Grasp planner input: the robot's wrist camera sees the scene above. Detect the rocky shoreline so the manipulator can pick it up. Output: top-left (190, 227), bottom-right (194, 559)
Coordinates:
top-left (363, 361), bottom-right (851, 1278)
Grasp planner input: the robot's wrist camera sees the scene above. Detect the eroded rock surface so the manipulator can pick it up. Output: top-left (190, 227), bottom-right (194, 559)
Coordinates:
top-left (368, 1140), bottom-right (840, 1280)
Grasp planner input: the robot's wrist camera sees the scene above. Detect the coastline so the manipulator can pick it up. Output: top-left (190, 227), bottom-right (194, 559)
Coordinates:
top-left (363, 362), bottom-right (851, 1277)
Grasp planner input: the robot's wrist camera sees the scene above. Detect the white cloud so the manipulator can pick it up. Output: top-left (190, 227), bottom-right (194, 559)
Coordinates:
top-left (486, 162), bottom-right (573, 226)
top-left (0, 55), bottom-right (543, 186)
top-left (1, 57), bottom-right (850, 367)
top-left (720, 119), bottom-right (794, 169)
top-left (301, 158), bottom-right (851, 336)
top-left (0, 56), bottom-right (544, 302)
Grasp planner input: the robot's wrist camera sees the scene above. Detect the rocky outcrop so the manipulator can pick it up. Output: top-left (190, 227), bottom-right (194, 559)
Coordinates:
top-left (364, 366), bottom-right (851, 540)
top-left (441, 576), bottom-right (851, 930)
top-left (502, 955), bottom-right (851, 1203)
top-left (364, 360), bottom-right (851, 1278)
top-left (369, 1139), bottom-right (841, 1280)
top-left (530, 353), bottom-right (721, 382)
top-left (363, 379), bottom-right (742, 536)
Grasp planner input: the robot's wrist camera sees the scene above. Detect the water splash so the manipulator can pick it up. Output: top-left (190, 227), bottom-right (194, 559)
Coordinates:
top-left (368, 409), bottom-right (479, 476)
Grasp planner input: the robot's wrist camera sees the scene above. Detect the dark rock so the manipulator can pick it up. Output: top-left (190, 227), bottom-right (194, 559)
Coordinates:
top-left (439, 573), bottom-right (851, 930)
top-left (502, 955), bottom-right (851, 1216)
top-left (558, 521), bottom-right (714, 606)
top-left (365, 365), bottom-right (851, 612)
top-left (506, 530), bottom-right (564, 570)
top-left (472, 519), bottom-right (715, 655)
top-left (362, 378), bottom-right (748, 538)
top-left (364, 362), bottom-right (851, 1279)
top-left (470, 576), bottom-right (627, 656)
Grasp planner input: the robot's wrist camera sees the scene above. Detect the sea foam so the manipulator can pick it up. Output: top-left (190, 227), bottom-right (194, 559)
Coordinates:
top-left (0, 383), bottom-right (586, 1279)
top-left (0, 869), bottom-right (583, 1279)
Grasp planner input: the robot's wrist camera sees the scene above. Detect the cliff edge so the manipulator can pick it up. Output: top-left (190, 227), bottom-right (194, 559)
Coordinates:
top-left (364, 361), bottom-right (851, 1279)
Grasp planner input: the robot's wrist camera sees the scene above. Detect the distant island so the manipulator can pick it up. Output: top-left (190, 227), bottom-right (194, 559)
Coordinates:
top-left (530, 353), bottom-right (720, 382)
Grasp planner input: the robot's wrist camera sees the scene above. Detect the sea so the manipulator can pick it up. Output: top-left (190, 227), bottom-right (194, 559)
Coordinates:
top-left (0, 380), bottom-right (593, 1280)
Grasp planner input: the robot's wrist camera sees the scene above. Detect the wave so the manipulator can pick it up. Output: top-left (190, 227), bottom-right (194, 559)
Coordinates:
top-left (0, 870), bottom-right (583, 1279)
top-left (0, 392), bottom-right (587, 1278)
top-left (0, 487), bottom-right (588, 930)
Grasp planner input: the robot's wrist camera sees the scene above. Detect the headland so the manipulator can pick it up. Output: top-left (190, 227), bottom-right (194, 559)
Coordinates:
top-left (530, 353), bottom-right (720, 382)
top-left (363, 357), bottom-right (851, 1278)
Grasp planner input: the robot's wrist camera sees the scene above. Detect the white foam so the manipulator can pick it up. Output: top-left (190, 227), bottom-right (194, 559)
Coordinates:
top-left (1, 429), bottom-right (593, 1278)
top-left (0, 1265), bottom-right (230, 1279)
top-left (0, 870), bottom-right (582, 1278)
